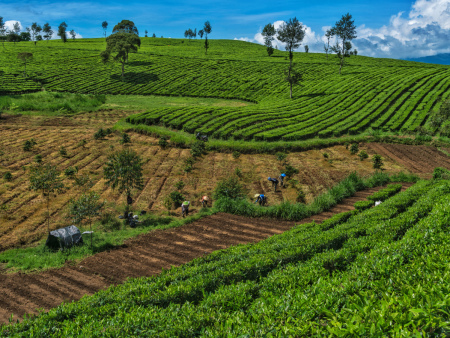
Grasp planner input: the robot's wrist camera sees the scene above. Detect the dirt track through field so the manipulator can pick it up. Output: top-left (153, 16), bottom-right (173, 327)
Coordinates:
top-left (0, 183), bottom-right (413, 325)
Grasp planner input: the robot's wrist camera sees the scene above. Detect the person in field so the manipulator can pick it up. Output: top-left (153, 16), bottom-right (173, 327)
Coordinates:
top-left (181, 201), bottom-right (190, 217)
top-left (268, 177), bottom-right (279, 192)
top-left (200, 195), bottom-right (209, 207)
top-left (254, 194), bottom-right (266, 206)
top-left (278, 173), bottom-right (286, 187)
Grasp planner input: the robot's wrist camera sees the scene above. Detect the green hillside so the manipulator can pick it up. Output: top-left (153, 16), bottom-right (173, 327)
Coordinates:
top-left (1, 38), bottom-right (450, 140)
top-left (3, 179), bottom-right (450, 336)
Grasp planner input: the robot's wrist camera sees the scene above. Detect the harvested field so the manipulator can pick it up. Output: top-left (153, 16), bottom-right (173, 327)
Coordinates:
top-left (0, 183), bottom-right (413, 324)
top-left (0, 112), bottom-right (421, 251)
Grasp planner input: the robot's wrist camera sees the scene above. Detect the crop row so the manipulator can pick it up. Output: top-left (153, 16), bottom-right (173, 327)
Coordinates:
top-left (4, 179), bottom-right (450, 335)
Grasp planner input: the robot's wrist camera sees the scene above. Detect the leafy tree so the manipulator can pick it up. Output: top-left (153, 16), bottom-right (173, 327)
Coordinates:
top-left (3, 172), bottom-right (12, 181)
top-left (112, 20), bottom-right (139, 35)
top-left (372, 154), bottom-right (383, 169)
top-left (101, 31), bottom-right (141, 79)
top-left (102, 21), bottom-right (108, 38)
top-left (103, 148), bottom-right (144, 218)
top-left (145, 30), bottom-right (148, 37)
top-left (0, 17), bottom-right (6, 47)
top-left (42, 23), bottom-right (53, 41)
top-left (193, 28), bottom-right (197, 38)
top-left (324, 28), bottom-right (333, 59)
top-left (67, 191), bottom-right (104, 249)
top-left (57, 22), bottom-right (67, 43)
top-left (350, 143), bottom-right (359, 154)
top-left (203, 21), bottom-right (211, 54)
top-left (198, 29), bottom-right (204, 39)
top-left (277, 17), bottom-right (305, 69)
top-left (204, 36), bottom-right (209, 55)
top-left (184, 28), bottom-right (194, 41)
top-left (120, 132), bottom-right (131, 144)
top-left (277, 18), bottom-right (305, 98)
top-left (284, 64), bottom-right (302, 98)
top-left (7, 32), bottom-right (20, 44)
top-left (304, 45), bottom-right (309, 53)
top-left (213, 176), bottom-right (244, 200)
top-left (330, 13), bottom-right (357, 74)
top-left (169, 191), bottom-right (184, 207)
top-left (29, 163), bottom-right (65, 233)
top-left (261, 23), bottom-right (276, 57)
top-left (30, 23), bottom-right (42, 45)
top-left (152, 33), bottom-right (156, 38)
top-left (13, 22), bottom-right (20, 34)
top-left (69, 30), bottom-right (76, 40)
top-left (17, 52), bottom-right (33, 77)
top-left (353, 49), bottom-right (358, 56)
top-left (20, 30), bottom-right (31, 42)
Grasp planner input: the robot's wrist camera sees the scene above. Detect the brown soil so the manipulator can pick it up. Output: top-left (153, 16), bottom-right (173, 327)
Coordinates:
top-left (0, 183), bottom-right (413, 324)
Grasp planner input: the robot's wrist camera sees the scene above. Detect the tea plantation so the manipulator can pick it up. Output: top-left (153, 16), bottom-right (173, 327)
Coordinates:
top-left (1, 38), bottom-right (450, 140)
top-left (2, 179), bottom-right (450, 336)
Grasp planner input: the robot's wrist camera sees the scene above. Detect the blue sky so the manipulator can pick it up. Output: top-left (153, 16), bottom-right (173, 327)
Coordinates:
top-left (2, 0), bottom-right (450, 58)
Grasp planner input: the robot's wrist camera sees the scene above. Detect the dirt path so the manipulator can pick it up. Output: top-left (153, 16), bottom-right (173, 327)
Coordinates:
top-left (0, 183), bottom-right (413, 324)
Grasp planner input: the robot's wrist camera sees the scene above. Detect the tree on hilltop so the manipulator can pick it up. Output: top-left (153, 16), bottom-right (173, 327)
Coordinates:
top-left (330, 13), bottom-right (357, 74)
top-left (112, 19), bottom-right (139, 35)
top-left (20, 28), bottom-right (31, 42)
top-left (70, 30), bottom-right (76, 40)
top-left (203, 21), bottom-right (211, 54)
top-left (277, 17), bottom-right (305, 98)
top-left (145, 30), bottom-right (148, 37)
top-left (13, 22), bottom-right (20, 34)
top-left (57, 22), bottom-right (67, 43)
top-left (102, 21), bottom-right (108, 38)
top-left (261, 23), bottom-right (276, 57)
top-left (324, 28), bottom-right (333, 59)
top-left (198, 29), bottom-right (204, 39)
top-left (43, 23), bottom-right (53, 41)
top-left (100, 20), bottom-right (141, 79)
top-left (31, 23), bottom-right (43, 45)
top-left (0, 17), bottom-right (6, 47)
top-left (184, 28), bottom-right (195, 42)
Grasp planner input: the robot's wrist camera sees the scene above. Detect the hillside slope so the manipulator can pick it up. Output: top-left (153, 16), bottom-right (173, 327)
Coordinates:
top-left (1, 38), bottom-right (450, 139)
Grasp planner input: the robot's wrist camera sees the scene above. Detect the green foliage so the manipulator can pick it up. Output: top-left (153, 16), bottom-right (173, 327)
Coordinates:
top-left (3, 172), bottom-right (12, 181)
top-left (276, 152), bottom-right (287, 163)
top-left (34, 154), bottom-right (42, 164)
top-left (158, 135), bottom-right (169, 148)
top-left (296, 187), bottom-right (306, 203)
top-left (213, 176), bottom-right (244, 200)
top-left (67, 191), bottom-right (104, 227)
top-left (372, 154), bottom-right (384, 169)
top-left (433, 167), bottom-right (450, 180)
top-left (103, 148), bottom-right (144, 198)
top-left (234, 167), bottom-right (242, 178)
top-left (64, 166), bottom-right (77, 178)
top-left (284, 163), bottom-right (299, 179)
top-left (349, 143), bottom-right (359, 154)
top-left (162, 196), bottom-right (172, 214)
top-left (120, 132), bottom-right (131, 144)
top-left (23, 138), bottom-right (37, 151)
top-left (367, 183), bottom-right (402, 202)
top-left (73, 174), bottom-right (95, 192)
top-left (94, 128), bottom-right (106, 140)
top-left (358, 150), bottom-right (368, 160)
top-left (59, 146), bottom-right (67, 157)
top-left (322, 152), bottom-right (329, 159)
top-left (190, 140), bottom-right (206, 157)
top-left (354, 199), bottom-right (373, 211)
top-left (174, 180), bottom-right (185, 191)
top-left (232, 151), bottom-right (241, 159)
top-left (169, 191), bottom-right (184, 208)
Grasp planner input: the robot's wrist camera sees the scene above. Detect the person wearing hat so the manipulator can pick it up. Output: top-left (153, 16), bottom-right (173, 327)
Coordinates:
top-left (200, 195), bottom-right (209, 208)
top-left (268, 177), bottom-right (279, 192)
top-left (278, 173), bottom-right (286, 188)
top-left (181, 200), bottom-right (190, 217)
top-left (254, 193), bottom-right (266, 206)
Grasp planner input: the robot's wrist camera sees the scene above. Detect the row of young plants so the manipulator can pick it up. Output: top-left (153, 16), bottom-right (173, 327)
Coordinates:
top-left (3, 178), bottom-right (448, 336)
top-left (353, 183), bottom-right (402, 211)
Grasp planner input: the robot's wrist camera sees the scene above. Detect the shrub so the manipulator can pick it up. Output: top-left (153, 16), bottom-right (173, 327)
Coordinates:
top-left (100, 213), bottom-right (122, 231)
top-left (213, 176), bottom-right (244, 200)
top-left (23, 139), bottom-right (37, 151)
top-left (349, 143), bottom-right (359, 155)
top-left (372, 154), bottom-right (384, 169)
top-left (64, 167), bottom-right (77, 178)
top-left (284, 164), bottom-right (299, 179)
top-left (3, 172), bottom-right (12, 181)
top-left (296, 188), bottom-right (306, 203)
top-left (344, 142), bottom-right (349, 150)
top-left (235, 167), bottom-right (242, 178)
top-left (78, 139), bottom-right (87, 148)
top-left (120, 133), bottom-right (131, 144)
top-left (183, 164), bottom-right (192, 173)
top-left (94, 128), bottom-right (106, 140)
top-left (174, 180), bottom-right (185, 190)
top-left (185, 157), bottom-right (195, 166)
top-left (158, 136), bottom-right (169, 148)
top-left (34, 154), bottom-right (42, 164)
top-left (358, 150), bottom-right (368, 161)
top-left (276, 152), bottom-right (287, 163)
top-left (191, 140), bottom-right (206, 157)
top-left (59, 146), bottom-right (67, 157)
top-left (232, 151), bottom-right (241, 159)
top-left (354, 200), bottom-right (373, 211)
top-left (169, 191), bottom-right (184, 207)
top-left (433, 167), bottom-right (450, 180)
top-left (322, 152), bottom-right (329, 159)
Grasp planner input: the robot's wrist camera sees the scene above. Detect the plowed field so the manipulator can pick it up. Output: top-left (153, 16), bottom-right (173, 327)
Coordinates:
top-left (0, 183), bottom-right (414, 324)
top-left (1, 112), bottom-right (429, 251)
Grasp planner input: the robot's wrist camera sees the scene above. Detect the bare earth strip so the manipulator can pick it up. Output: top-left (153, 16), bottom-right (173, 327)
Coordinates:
top-left (0, 183), bottom-right (413, 324)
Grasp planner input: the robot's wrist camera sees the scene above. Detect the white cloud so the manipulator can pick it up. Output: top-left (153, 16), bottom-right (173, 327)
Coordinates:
top-left (234, 0), bottom-right (450, 59)
top-left (5, 20), bottom-right (22, 32)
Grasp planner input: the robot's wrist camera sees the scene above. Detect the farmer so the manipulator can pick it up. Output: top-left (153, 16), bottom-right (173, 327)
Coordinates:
top-left (278, 173), bottom-right (286, 187)
top-left (254, 194), bottom-right (266, 206)
top-left (200, 195), bottom-right (209, 208)
top-left (268, 177), bottom-right (279, 192)
top-left (181, 200), bottom-right (190, 218)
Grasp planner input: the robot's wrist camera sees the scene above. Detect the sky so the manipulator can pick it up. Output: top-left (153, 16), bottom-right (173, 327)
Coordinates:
top-left (1, 0), bottom-right (450, 59)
